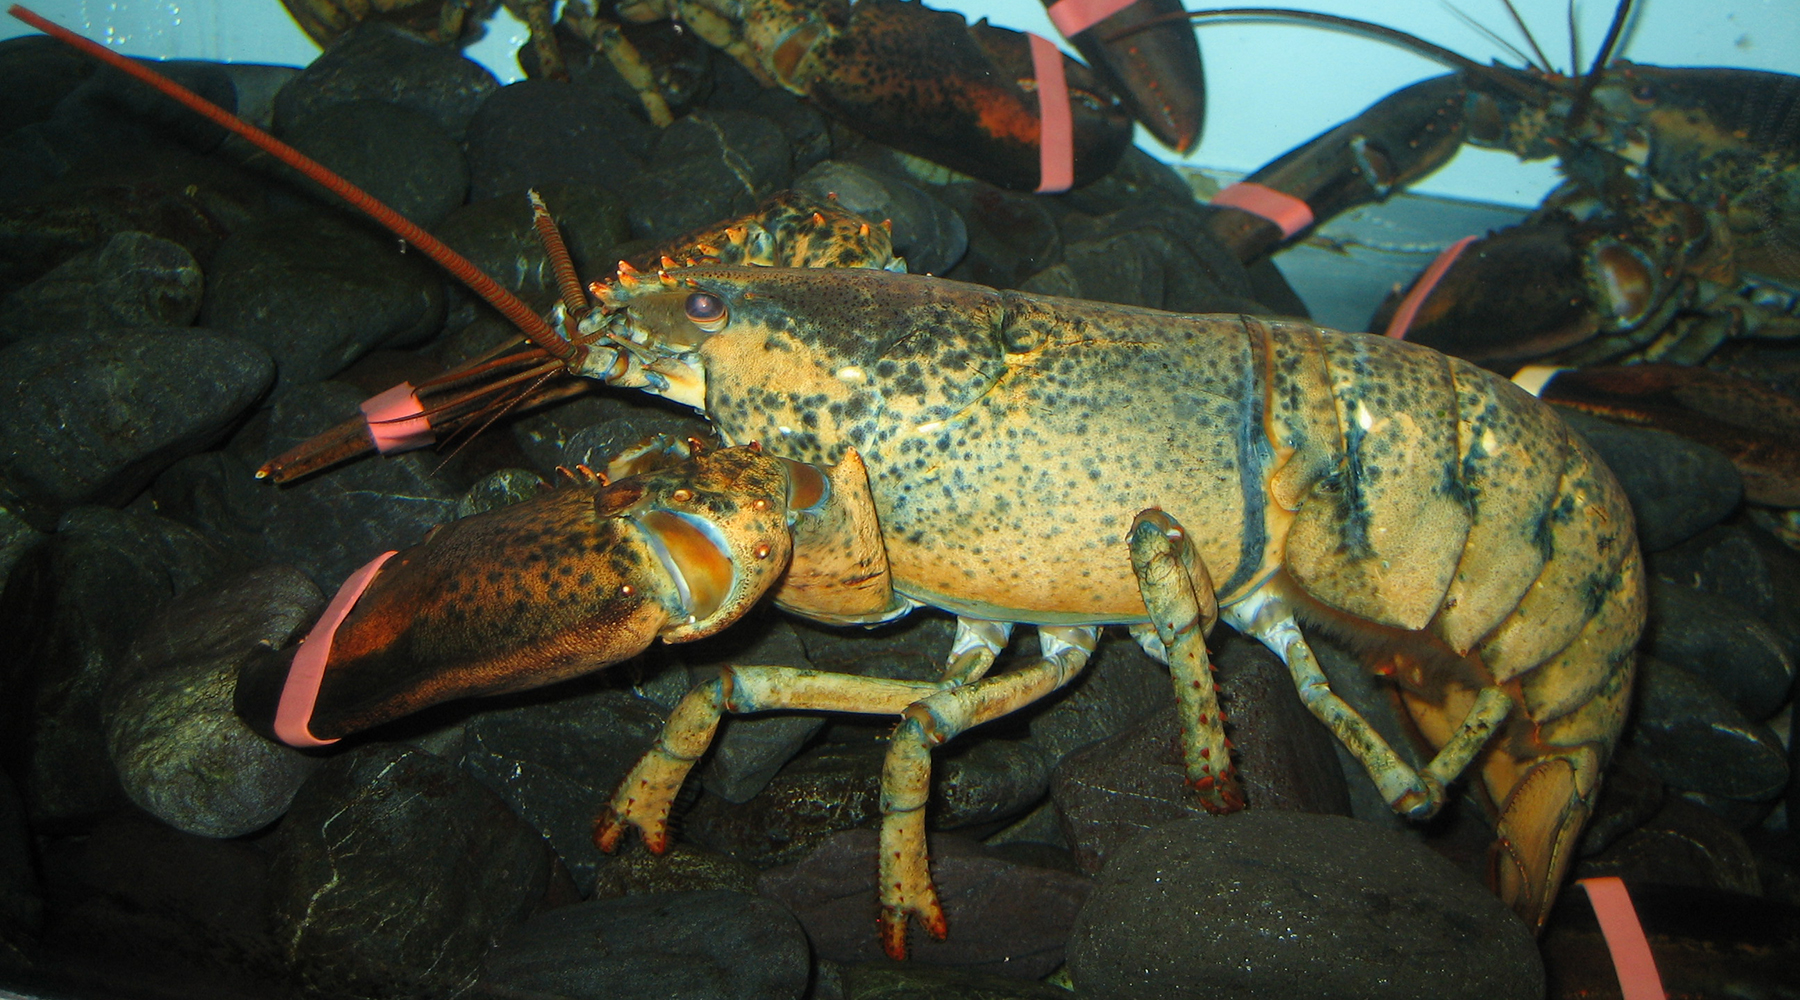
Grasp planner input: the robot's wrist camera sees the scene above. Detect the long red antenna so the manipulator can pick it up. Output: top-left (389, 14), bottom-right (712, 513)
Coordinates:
top-left (5, 3), bottom-right (582, 366)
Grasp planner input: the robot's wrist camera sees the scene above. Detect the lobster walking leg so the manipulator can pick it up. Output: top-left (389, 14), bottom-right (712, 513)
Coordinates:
top-left (1128, 511), bottom-right (1242, 812)
top-left (877, 625), bottom-right (1100, 958)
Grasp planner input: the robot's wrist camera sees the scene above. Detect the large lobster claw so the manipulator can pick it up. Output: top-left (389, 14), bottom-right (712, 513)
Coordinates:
top-left (1040, 0), bottom-right (1206, 153)
top-left (236, 448), bottom-right (802, 745)
top-left (795, 0), bottom-right (1134, 192)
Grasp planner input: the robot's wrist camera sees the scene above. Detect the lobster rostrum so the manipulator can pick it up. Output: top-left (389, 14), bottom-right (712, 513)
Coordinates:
top-left (16, 4), bottom-right (1642, 958)
top-left (1182, 1), bottom-right (1800, 367)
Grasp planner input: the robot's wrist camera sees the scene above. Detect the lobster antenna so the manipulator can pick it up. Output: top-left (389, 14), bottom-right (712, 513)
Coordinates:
top-left (1497, 0), bottom-right (1554, 74)
top-left (1569, 0), bottom-right (1633, 126)
top-left (5, 4), bottom-right (583, 368)
top-left (1160, 9), bottom-right (1545, 102)
top-left (1442, 1), bottom-right (1540, 73)
top-left (1567, 0), bottom-right (1583, 78)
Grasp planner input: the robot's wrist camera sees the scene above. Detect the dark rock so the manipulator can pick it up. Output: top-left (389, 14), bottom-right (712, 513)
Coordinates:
top-left (1020, 631), bottom-right (1169, 767)
top-left (0, 176), bottom-right (228, 300)
top-left (1058, 205), bottom-right (1262, 312)
top-left (939, 184), bottom-right (1063, 290)
top-left (1051, 146), bottom-right (1195, 220)
top-left (272, 21), bottom-right (499, 140)
top-left (0, 771), bottom-right (40, 971)
top-left (1643, 578), bottom-right (1794, 720)
top-left (270, 743), bottom-right (556, 999)
top-left (533, 398), bottom-right (716, 479)
top-left (152, 381), bottom-right (463, 590)
top-left (1576, 749), bottom-right (1665, 857)
top-left (1626, 657), bottom-right (1788, 802)
top-left (791, 613), bottom-right (955, 685)
top-left (202, 211), bottom-right (447, 388)
top-left (1066, 813), bottom-right (1543, 1000)
top-left (839, 962), bottom-right (1076, 1000)
top-left (1574, 796), bottom-right (1762, 895)
top-left (687, 619), bottom-right (827, 804)
top-left (460, 685), bottom-right (665, 887)
top-left (456, 467), bottom-right (547, 518)
top-left (0, 328), bottom-right (273, 526)
top-left (1053, 636), bottom-right (1352, 874)
top-left (0, 230), bottom-right (203, 343)
top-left (464, 79), bottom-right (653, 201)
top-left (758, 829), bottom-right (1090, 978)
top-left (2, 506), bottom-right (225, 828)
top-left (1651, 520), bottom-right (1800, 654)
top-left (795, 161), bottom-right (967, 275)
top-left (476, 891), bottom-right (811, 1000)
top-left (620, 111), bottom-right (792, 240)
top-left (1673, 787), bottom-right (1777, 831)
top-left (0, 34), bottom-right (96, 139)
top-left (589, 842), bottom-right (760, 900)
top-left (277, 99), bottom-right (468, 227)
top-left (36, 810), bottom-right (289, 994)
top-left (1558, 409), bottom-right (1742, 552)
top-left (103, 566), bottom-right (325, 838)
top-left (1543, 881), bottom-right (1800, 1000)
top-left (434, 182), bottom-right (630, 329)
top-left (684, 734), bottom-right (1049, 868)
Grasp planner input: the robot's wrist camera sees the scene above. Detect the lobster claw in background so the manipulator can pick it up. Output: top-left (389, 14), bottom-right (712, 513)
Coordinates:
top-left (799, 0), bottom-right (1134, 192)
top-left (236, 449), bottom-right (798, 745)
top-left (1040, 0), bottom-right (1206, 153)
top-left (1536, 363), bottom-right (1800, 508)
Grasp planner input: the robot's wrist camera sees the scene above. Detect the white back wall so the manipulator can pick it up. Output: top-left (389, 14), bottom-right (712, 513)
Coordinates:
top-left (4, 0), bottom-right (1796, 207)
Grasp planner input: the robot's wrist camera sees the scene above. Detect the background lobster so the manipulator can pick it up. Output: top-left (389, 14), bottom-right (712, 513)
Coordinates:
top-left (1183, 0), bottom-right (1800, 370)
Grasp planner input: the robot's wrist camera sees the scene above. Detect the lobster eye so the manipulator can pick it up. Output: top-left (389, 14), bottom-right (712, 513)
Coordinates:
top-left (684, 291), bottom-right (728, 332)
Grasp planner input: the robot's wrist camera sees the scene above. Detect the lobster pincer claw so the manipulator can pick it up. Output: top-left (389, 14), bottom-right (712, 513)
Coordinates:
top-left (797, 0), bottom-right (1134, 192)
top-left (1041, 0), bottom-right (1206, 153)
top-left (235, 448), bottom-right (800, 747)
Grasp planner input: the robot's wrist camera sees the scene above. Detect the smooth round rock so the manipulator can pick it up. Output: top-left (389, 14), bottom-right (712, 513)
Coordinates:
top-left (278, 99), bottom-right (468, 227)
top-left (1644, 578), bottom-right (1794, 720)
top-left (795, 160), bottom-right (968, 275)
top-left (0, 230), bottom-right (203, 344)
top-left (0, 328), bottom-right (273, 524)
top-left (619, 110), bottom-right (792, 240)
top-left (272, 21), bottom-right (499, 140)
top-left (464, 78), bottom-right (653, 201)
top-left (270, 743), bottom-right (556, 1000)
top-left (1066, 812), bottom-right (1544, 1000)
top-left (1625, 656), bottom-right (1789, 802)
top-left (1559, 409), bottom-right (1742, 552)
top-left (479, 891), bottom-right (811, 1000)
top-left (104, 566), bottom-right (325, 838)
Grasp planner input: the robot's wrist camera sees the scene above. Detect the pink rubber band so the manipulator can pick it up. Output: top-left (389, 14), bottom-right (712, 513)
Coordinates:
top-left (360, 382), bottom-right (435, 454)
top-left (1578, 877), bottom-right (1666, 1000)
top-left (273, 550), bottom-right (398, 748)
top-left (1047, 0), bottom-right (1139, 37)
top-left (1029, 33), bottom-right (1074, 194)
top-left (1211, 182), bottom-right (1315, 238)
top-left (1383, 234), bottom-right (1478, 339)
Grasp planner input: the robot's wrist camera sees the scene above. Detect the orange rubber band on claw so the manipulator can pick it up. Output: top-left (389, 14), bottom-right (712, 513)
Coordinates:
top-left (1577, 877), bottom-right (1666, 1000)
top-left (360, 382), bottom-right (435, 454)
top-left (1047, 0), bottom-right (1139, 36)
top-left (1029, 33), bottom-right (1074, 194)
top-left (1384, 235), bottom-right (1477, 339)
top-left (274, 550), bottom-right (398, 748)
top-left (1211, 182), bottom-right (1315, 239)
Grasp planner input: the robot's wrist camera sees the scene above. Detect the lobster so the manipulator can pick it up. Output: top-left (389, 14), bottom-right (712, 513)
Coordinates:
top-left (15, 4), bottom-right (1642, 961)
top-left (276, 0), bottom-right (1206, 193)
top-left (1178, 1), bottom-right (1800, 368)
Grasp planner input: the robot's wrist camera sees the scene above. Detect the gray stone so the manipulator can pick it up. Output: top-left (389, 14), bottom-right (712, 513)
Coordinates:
top-left (690, 618), bottom-right (826, 804)
top-left (620, 111), bottom-right (793, 241)
top-left (839, 963), bottom-right (1075, 1000)
top-left (278, 99), bottom-right (469, 227)
top-left (1067, 813), bottom-right (1544, 1000)
top-left (202, 211), bottom-right (447, 388)
top-left (477, 891), bottom-right (811, 1000)
top-left (460, 686), bottom-right (666, 887)
top-left (758, 829), bottom-right (1090, 978)
top-left (270, 743), bottom-right (556, 1000)
top-left (0, 230), bottom-right (203, 344)
top-left (1627, 657), bottom-right (1788, 802)
top-left (1022, 630), bottom-right (1170, 768)
top-left (1644, 578), bottom-right (1794, 720)
top-left (0, 328), bottom-right (273, 524)
top-left (1575, 796), bottom-right (1762, 896)
top-left (464, 79), bottom-right (652, 201)
top-left (0, 771), bottom-right (40, 972)
top-left (104, 566), bottom-right (324, 838)
top-left (1651, 521), bottom-right (1800, 656)
top-left (1560, 409), bottom-right (1742, 552)
top-left (796, 161), bottom-right (968, 275)
top-left (273, 21), bottom-right (499, 140)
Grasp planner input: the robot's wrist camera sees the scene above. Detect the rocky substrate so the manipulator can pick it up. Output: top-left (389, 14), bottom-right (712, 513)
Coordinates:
top-left (1, 19), bottom-right (1798, 1000)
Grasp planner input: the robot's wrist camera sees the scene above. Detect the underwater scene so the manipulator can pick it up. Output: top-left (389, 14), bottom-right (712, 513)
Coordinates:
top-left (0, 1), bottom-right (1798, 997)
